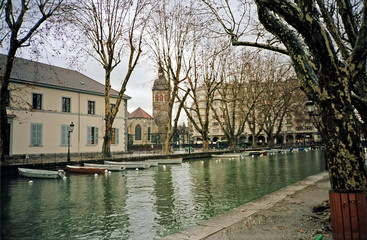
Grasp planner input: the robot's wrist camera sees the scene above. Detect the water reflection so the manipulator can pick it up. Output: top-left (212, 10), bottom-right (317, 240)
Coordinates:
top-left (1, 150), bottom-right (325, 240)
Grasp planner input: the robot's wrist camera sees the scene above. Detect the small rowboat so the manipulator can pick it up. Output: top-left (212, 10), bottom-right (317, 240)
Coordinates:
top-left (18, 167), bottom-right (65, 179)
top-left (66, 165), bottom-right (107, 174)
top-left (105, 161), bottom-right (150, 169)
top-left (84, 163), bottom-right (126, 171)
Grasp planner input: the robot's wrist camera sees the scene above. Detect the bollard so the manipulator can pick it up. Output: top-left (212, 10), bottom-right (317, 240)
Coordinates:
top-left (329, 190), bottom-right (367, 240)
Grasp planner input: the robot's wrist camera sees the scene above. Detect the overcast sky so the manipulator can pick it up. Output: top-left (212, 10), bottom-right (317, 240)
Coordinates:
top-left (1, 49), bottom-right (156, 116)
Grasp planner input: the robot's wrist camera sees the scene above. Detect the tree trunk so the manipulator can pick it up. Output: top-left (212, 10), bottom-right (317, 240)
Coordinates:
top-left (1, 50), bottom-right (17, 162)
top-left (163, 134), bottom-right (171, 155)
top-left (102, 117), bottom-right (112, 158)
top-left (201, 132), bottom-right (210, 152)
top-left (320, 74), bottom-right (367, 191)
top-left (267, 137), bottom-right (275, 148)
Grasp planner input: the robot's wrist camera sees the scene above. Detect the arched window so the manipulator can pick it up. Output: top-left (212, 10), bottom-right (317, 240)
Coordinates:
top-left (165, 94), bottom-right (168, 101)
top-left (135, 124), bottom-right (142, 140)
top-left (155, 94), bottom-right (159, 102)
top-left (148, 127), bottom-right (151, 141)
top-left (160, 94), bottom-right (163, 101)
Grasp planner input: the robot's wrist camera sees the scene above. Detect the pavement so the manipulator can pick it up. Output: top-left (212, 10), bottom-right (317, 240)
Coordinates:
top-left (161, 171), bottom-right (332, 240)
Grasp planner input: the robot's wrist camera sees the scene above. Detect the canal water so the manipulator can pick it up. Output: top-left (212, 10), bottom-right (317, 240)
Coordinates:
top-left (1, 150), bottom-right (325, 240)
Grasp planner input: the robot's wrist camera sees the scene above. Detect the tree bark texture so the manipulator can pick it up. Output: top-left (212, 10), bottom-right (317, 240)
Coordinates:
top-left (254, 0), bottom-right (367, 191)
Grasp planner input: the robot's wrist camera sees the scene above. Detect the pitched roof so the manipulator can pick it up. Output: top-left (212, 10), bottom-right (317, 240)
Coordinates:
top-left (128, 107), bottom-right (153, 119)
top-left (0, 54), bottom-right (130, 99)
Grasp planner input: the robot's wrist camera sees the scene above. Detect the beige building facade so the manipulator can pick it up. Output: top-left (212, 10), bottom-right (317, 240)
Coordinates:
top-left (189, 86), bottom-right (321, 146)
top-left (127, 107), bottom-right (156, 146)
top-left (2, 54), bottom-right (129, 156)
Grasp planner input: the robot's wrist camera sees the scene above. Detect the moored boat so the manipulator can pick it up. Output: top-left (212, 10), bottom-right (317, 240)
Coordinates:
top-left (211, 154), bottom-right (242, 159)
top-left (146, 160), bottom-right (159, 167)
top-left (154, 158), bottom-right (183, 164)
top-left (18, 167), bottom-right (65, 179)
top-left (104, 161), bottom-right (150, 169)
top-left (83, 163), bottom-right (126, 171)
top-left (244, 150), bottom-right (267, 156)
top-left (66, 165), bottom-right (107, 174)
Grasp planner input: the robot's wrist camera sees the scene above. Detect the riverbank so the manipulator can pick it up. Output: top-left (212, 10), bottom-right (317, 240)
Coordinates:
top-left (162, 171), bottom-right (331, 240)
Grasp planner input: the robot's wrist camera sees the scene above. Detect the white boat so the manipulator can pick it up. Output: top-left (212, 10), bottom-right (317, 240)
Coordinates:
top-left (146, 160), bottom-right (159, 167)
top-left (267, 149), bottom-right (281, 154)
top-left (104, 161), bottom-right (150, 169)
top-left (18, 167), bottom-right (65, 179)
top-left (154, 158), bottom-right (183, 164)
top-left (212, 154), bottom-right (242, 159)
top-left (84, 163), bottom-right (126, 171)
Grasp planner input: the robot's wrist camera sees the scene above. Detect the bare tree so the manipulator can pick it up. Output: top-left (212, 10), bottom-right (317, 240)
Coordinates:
top-left (179, 42), bottom-right (226, 152)
top-left (148, 0), bottom-right (202, 154)
top-left (210, 51), bottom-right (264, 149)
top-left (203, 0), bottom-right (367, 191)
top-left (0, 0), bottom-right (65, 162)
top-left (72, 0), bottom-right (151, 157)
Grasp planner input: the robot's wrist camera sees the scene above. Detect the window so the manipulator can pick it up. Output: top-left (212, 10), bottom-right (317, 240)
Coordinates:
top-left (87, 126), bottom-right (98, 145)
top-left (88, 101), bottom-right (95, 114)
top-left (30, 123), bottom-right (42, 146)
top-left (110, 103), bottom-right (115, 113)
top-left (135, 124), bottom-right (142, 140)
top-left (110, 128), bottom-right (119, 144)
top-left (62, 97), bottom-right (71, 112)
top-left (32, 93), bottom-right (42, 109)
top-left (61, 125), bottom-right (71, 145)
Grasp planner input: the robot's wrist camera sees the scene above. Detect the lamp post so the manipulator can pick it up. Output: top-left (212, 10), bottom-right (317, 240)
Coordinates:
top-left (305, 100), bottom-right (321, 116)
top-left (67, 122), bottom-right (75, 163)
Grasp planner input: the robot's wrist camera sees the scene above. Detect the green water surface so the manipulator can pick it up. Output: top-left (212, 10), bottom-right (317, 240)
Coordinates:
top-left (1, 150), bottom-right (325, 240)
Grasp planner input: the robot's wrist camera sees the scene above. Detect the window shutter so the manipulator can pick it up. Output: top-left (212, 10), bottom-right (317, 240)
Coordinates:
top-left (116, 129), bottom-right (119, 144)
top-left (38, 124), bottom-right (42, 146)
top-left (87, 126), bottom-right (91, 145)
top-left (61, 125), bottom-right (70, 145)
top-left (31, 124), bottom-right (37, 145)
top-left (95, 127), bottom-right (98, 144)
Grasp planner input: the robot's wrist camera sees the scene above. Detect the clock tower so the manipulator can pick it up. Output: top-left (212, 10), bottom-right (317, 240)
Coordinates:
top-left (152, 68), bottom-right (169, 143)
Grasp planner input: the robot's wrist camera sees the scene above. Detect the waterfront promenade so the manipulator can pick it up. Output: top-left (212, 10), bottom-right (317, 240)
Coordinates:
top-left (162, 171), bottom-right (332, 240)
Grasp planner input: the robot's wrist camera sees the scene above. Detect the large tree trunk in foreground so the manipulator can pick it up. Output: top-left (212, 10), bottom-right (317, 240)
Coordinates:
top-left (319, 74), bottom-right (367, 191)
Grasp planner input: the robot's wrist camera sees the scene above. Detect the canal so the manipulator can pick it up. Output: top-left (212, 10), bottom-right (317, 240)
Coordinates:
top-left (1, 150), bottom-right (325, 240)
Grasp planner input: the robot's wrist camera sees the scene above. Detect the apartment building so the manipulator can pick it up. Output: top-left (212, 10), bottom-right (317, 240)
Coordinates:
top-left (2, 54), bottom-right (130, 156)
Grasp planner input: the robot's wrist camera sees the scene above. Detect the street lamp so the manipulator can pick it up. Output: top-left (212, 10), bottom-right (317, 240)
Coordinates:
top-left (67, 122), bottom-right (75, 163)
top-left (305, 100), bottom-right (321, 116)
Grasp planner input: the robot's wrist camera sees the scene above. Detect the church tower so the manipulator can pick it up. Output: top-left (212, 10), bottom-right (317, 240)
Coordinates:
top-left (152, 68), bottom-right (169, 142)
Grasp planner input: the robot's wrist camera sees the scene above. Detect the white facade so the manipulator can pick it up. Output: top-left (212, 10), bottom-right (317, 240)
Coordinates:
top-left (4, 55), bottom-right (129, 156)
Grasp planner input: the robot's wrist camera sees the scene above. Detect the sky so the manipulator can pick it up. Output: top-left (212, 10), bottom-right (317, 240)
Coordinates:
top-left (1, 49), bottom-right (156, 116)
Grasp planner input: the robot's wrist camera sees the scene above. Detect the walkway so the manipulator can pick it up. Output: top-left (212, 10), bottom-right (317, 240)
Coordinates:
top-left (162, 171), bottom-right (331, 240)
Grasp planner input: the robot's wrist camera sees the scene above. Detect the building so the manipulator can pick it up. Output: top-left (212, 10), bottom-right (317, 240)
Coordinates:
top-left (1, 54), bottom-right (130, 156)
top-left (189, 83), bottom-right (321, 147)
top-left (152, 68), bottom-right (169, 143)
top-left (127, 107), bottom-right (156, 146)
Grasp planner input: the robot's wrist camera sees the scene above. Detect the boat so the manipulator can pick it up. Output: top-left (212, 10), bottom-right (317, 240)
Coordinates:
top-left (146, 160), bottom-right (159, 167)
top-left (211, 154), bottom-right (242, 159)
top-left (18, 167), bottom-right (65, 179)
top-left (66, 165), bottom-right (107, 174)
top-left (244, 150), bottom-right (267, 156)
top-left (153, 158), bottom-right (183, 164)
top-left (104, 161), bottom-right (150, 169)
top-left (266, 149), bottom-right (281, 154)
top-left (83, 163), bottom-right (126, 171)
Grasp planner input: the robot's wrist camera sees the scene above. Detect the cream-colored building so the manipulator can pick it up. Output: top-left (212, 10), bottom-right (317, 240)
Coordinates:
top-left (189, 85), bottom-right (321, 146)
top-left (2, 54), bottom-right (130, 156)
top-left (127, 107), bottom-right (156, 145)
